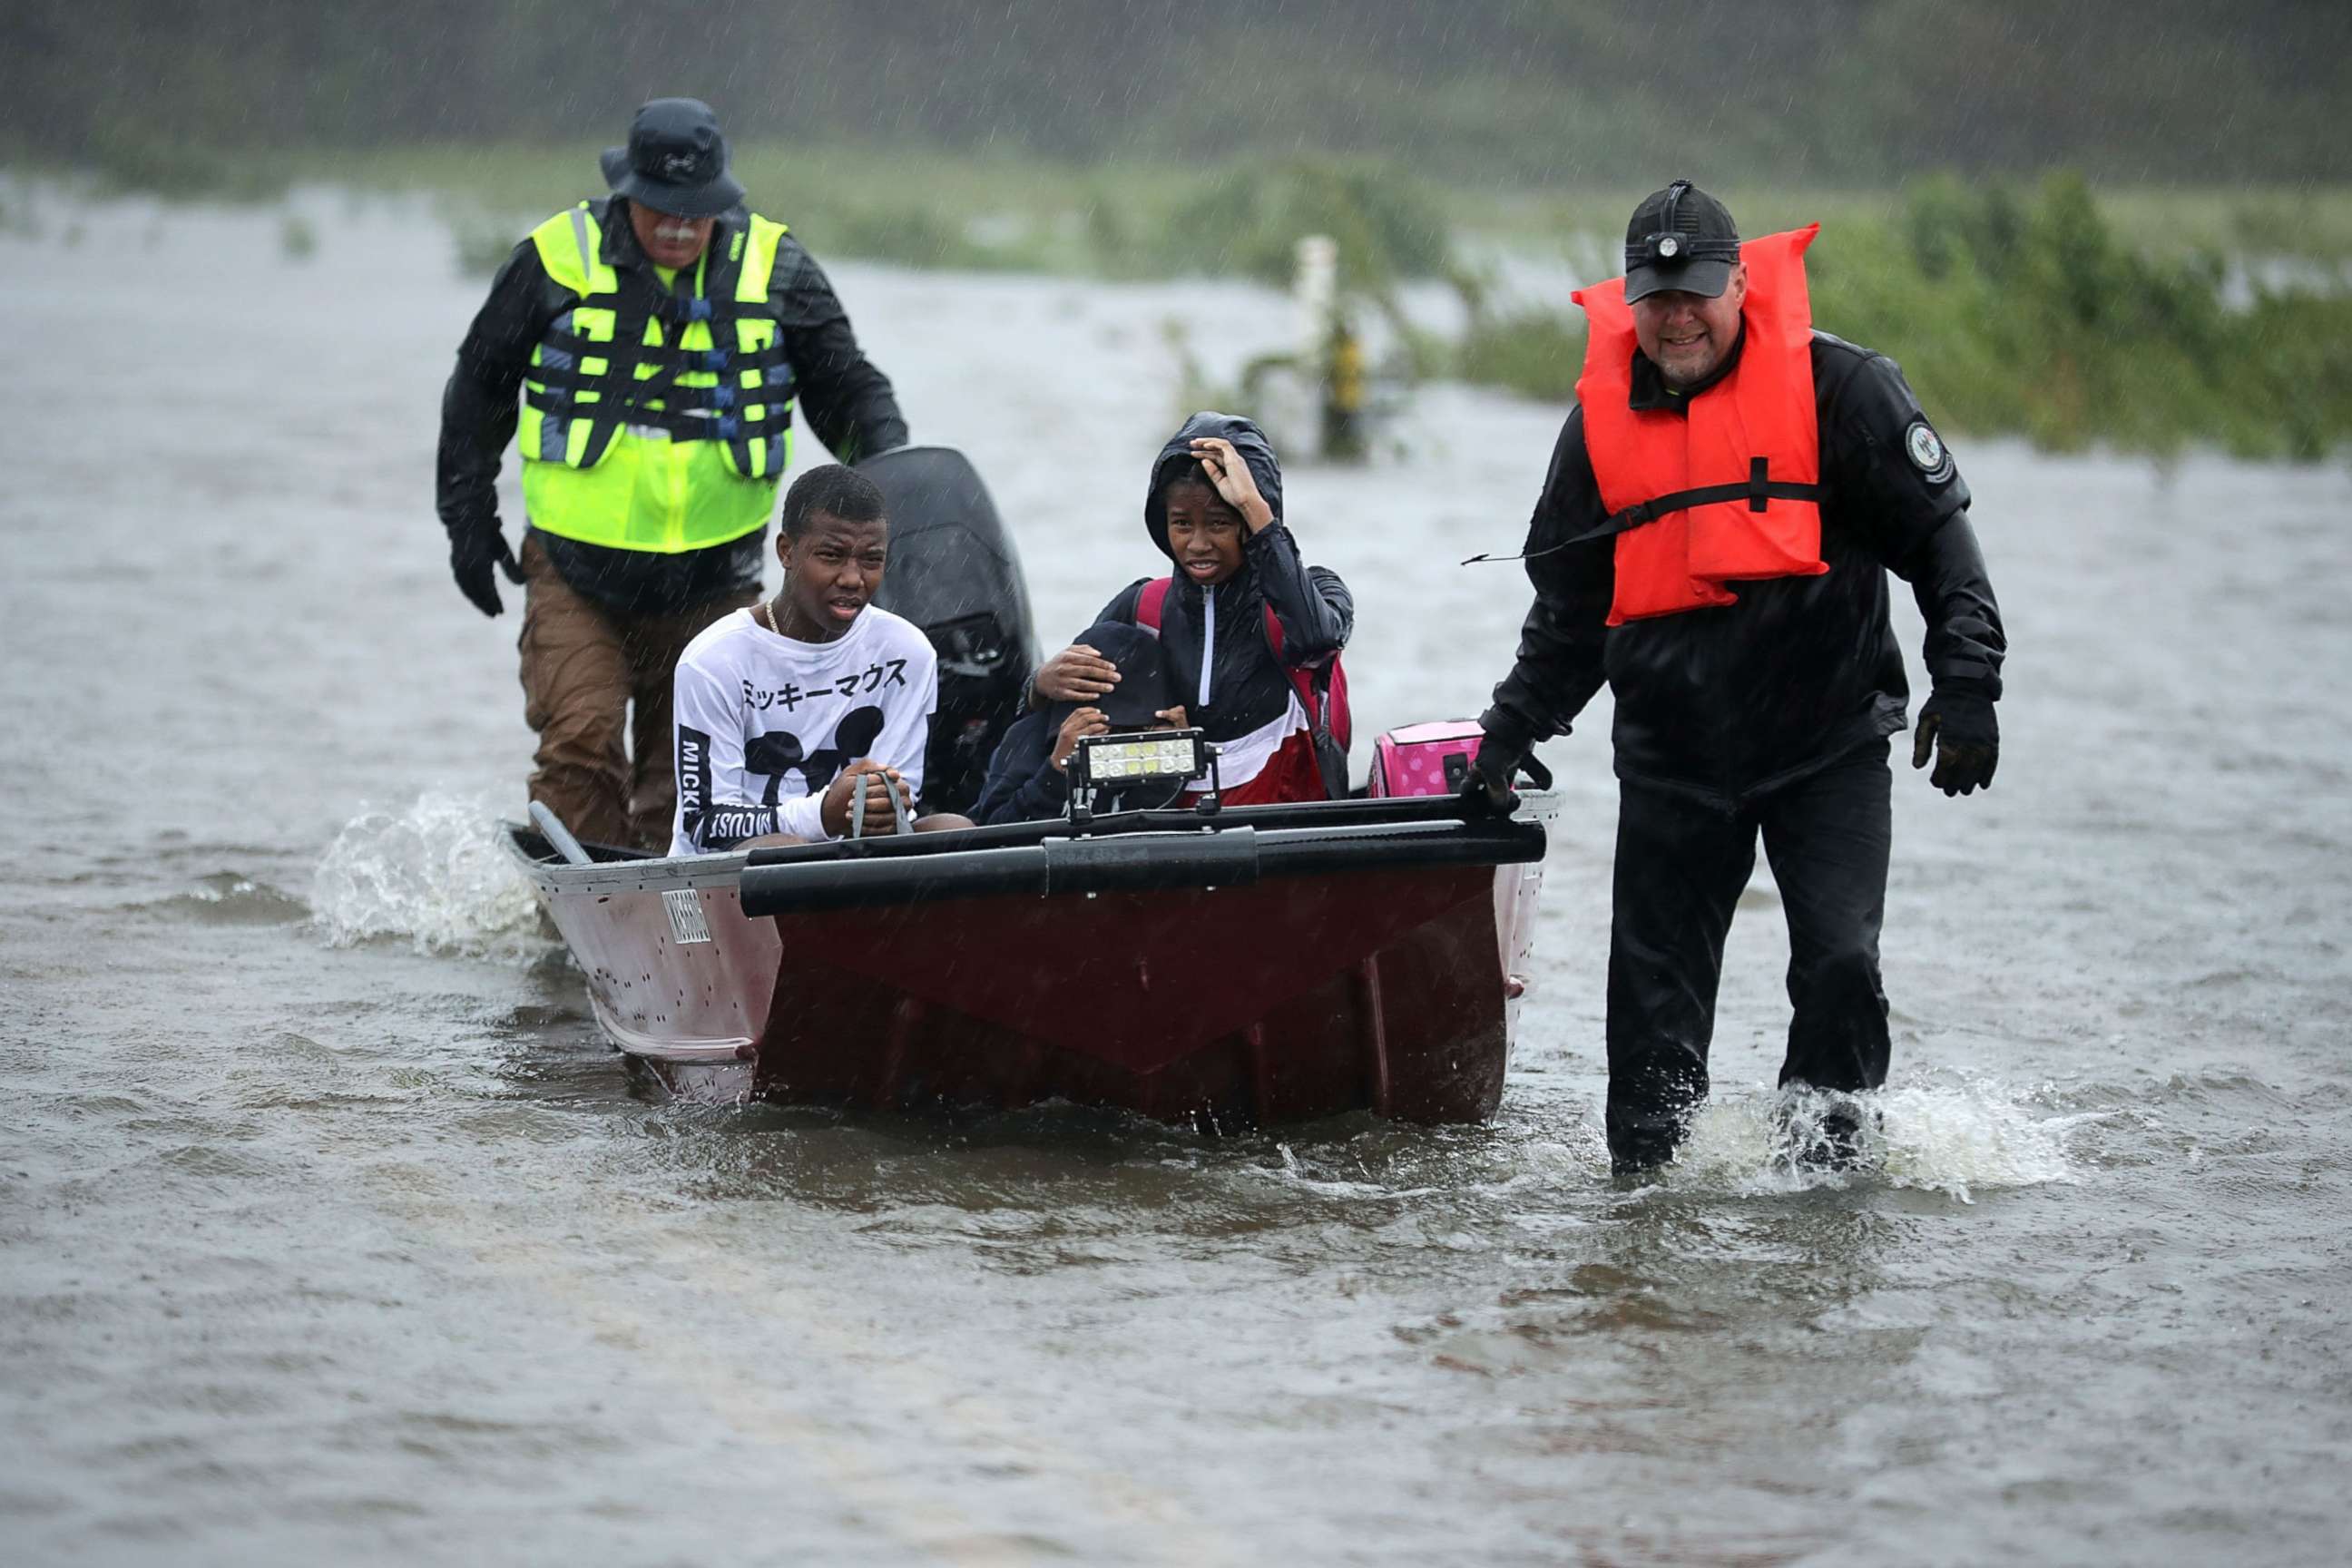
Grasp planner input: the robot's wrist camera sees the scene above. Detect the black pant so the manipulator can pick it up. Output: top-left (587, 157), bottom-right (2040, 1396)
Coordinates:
top-left (1604, 741), bottom-right (1893, 1167)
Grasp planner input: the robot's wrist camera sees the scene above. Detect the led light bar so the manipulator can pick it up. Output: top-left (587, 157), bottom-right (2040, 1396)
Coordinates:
top-left (1071, 728), bottom-right (1209, 790)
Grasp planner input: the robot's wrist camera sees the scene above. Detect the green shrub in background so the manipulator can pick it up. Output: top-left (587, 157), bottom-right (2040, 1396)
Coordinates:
top-left (1455, 308), bottom-right (1587, 405)
top-left (1157, 158), bottom-right (1450, 289)
top-left (1863, 172), bottom-right (2350, 459)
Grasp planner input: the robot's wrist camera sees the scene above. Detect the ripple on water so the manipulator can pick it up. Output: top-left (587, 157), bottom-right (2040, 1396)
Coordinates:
top-left (136, 871), bottom-right (311, 926)
top-left (156, 1144), bottom-right (285, 1181)
top-left (49, 1091), bottom-right (154, 1122)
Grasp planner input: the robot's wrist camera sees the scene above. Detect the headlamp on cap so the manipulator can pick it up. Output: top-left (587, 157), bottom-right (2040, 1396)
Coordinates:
top-left (1631, 180), bottom-right (1740, 271)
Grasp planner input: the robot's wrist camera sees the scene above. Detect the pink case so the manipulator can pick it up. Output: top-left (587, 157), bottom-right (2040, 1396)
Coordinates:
top-left (1369, 720), bottom-right (1485, 798)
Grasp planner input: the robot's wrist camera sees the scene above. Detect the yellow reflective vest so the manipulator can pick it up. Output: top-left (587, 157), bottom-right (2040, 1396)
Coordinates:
top-left (518, 201), bottom-right (796, 554)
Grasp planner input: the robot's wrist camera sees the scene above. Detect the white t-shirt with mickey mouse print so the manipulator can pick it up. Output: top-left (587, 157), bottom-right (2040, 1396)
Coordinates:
top-left (670, 604), bottom-right (937, 857)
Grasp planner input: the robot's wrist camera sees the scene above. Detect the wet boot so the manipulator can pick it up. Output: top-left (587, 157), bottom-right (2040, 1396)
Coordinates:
top-left (1610, 1142), bottom-right (1677, 1181)
top-left (1802, 1104), bottom-right (1866, 1170)
top-left (1775, 1094), bottom-right (1883, 1171)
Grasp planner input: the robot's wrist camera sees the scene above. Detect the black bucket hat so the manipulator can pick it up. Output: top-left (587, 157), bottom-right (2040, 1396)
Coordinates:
top-left (1622, 179), bottom-right (1741, 303)
top-left (600, 98), bottom-right (747, 219)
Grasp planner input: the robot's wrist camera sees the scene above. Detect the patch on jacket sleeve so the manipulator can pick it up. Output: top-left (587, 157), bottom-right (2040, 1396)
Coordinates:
top-left (1905, 419), bottom-right (1955, 483)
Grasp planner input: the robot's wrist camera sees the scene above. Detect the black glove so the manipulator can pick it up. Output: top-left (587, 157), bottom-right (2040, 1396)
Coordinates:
top-left (1911, 688), bottom-right (1999, 796)
top-left (448, 518), bottom-right (526, 618)
top-left (1463, 733), bottom-right (1526, 816)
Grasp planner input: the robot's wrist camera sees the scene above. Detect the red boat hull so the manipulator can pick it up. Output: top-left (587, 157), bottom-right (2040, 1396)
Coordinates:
top-left (752, 864), bottom-right (1509, 1124)
top-left (510, 799), bottom-right (1552, 1127)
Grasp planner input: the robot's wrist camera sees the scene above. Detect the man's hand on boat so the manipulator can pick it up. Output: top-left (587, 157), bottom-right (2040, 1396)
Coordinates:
top-left (1033, 643), bottom-right (1123, 705)
top-left (818, 760), bottom-right (914, 838)
top-left (1464, 735), bottom-right (1524, 817)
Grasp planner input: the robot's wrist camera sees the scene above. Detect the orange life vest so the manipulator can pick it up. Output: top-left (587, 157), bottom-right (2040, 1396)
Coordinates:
top-left (1572, 225), bottom-right (1827, 626)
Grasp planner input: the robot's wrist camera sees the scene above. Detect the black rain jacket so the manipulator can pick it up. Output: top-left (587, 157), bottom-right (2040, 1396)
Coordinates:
top-left (435, 198), bottom-right (907, 615)
top-left (1482, 331), bottom-right (2005, 800)
top-left (1089, 413), bottom-right (1352, 751)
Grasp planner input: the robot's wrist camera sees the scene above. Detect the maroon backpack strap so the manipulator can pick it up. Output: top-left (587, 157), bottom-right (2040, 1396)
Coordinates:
top-left (1256, 603), bottom-right (1323, 729)
top-left (1259, 605), bottom-right (1352, 751)
top-left (1135, 577), bottom-right (1171, 635)
top-left (1259, 601), bottom-right (1352, 797)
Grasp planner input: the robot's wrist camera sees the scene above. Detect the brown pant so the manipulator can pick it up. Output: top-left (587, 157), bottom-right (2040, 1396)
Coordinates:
top-left (518, 536), bottom-right (760, 850)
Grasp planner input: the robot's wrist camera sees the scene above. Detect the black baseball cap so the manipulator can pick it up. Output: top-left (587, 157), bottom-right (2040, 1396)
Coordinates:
top-left (600, 98), bottom-right (747, 219)
top-left (1622, 180), bottom-right (1741, 302)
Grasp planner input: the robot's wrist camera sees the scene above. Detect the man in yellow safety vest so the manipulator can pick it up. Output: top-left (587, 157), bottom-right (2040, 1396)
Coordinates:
top-left (436, 97), bottom-right (906, 849)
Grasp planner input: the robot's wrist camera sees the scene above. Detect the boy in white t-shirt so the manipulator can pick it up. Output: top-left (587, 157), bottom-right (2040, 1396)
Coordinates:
top-left (670, 466), bottom-right (974, 856)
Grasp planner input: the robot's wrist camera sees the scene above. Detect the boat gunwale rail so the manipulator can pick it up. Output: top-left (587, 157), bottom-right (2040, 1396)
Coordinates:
top-left (737, 814), bottom-right (1547, 917)
top-left (503, 792), bottom-right (1559, 901)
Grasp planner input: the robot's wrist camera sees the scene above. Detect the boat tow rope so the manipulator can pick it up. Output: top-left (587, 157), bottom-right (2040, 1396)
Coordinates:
top-left (1461, 472), bottom-right (1829, 566)
top-left (847, 769), bottom-right (913, 840)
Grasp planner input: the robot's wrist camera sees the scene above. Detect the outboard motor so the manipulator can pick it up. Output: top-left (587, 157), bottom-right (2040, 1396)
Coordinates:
top-left (859, 446), bottom-right (1040, 815)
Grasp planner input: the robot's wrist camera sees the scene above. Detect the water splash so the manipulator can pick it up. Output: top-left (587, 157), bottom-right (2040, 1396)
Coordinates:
top-left (1673, 1073), bottom-right (2085, 1201)
top-left (310, 791), bottom-right (543, 958)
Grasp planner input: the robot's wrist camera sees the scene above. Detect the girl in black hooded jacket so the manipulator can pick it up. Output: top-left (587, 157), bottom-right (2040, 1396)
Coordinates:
top-left (1032, 412), bottom-right (1353, 803)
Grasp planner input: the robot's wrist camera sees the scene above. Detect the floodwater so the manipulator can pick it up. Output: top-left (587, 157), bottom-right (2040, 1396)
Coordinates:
top-left (4, 186), bottom-right (2349, 1567)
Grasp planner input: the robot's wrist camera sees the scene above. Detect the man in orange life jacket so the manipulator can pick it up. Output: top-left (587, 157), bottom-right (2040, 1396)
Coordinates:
top-left (1472, 181), bottom-right (2007, 1175)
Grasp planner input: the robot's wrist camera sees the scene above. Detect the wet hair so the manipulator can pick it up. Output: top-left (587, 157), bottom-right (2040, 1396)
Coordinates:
top-left (780, 464), bottom-right (887, 539)
top-left (1152, 458), bottom-right (1214, 508)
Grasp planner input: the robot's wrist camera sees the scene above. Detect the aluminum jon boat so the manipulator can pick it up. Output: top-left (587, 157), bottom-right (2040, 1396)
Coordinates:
top-left (505, 789), bottom-right (1556, 1127)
